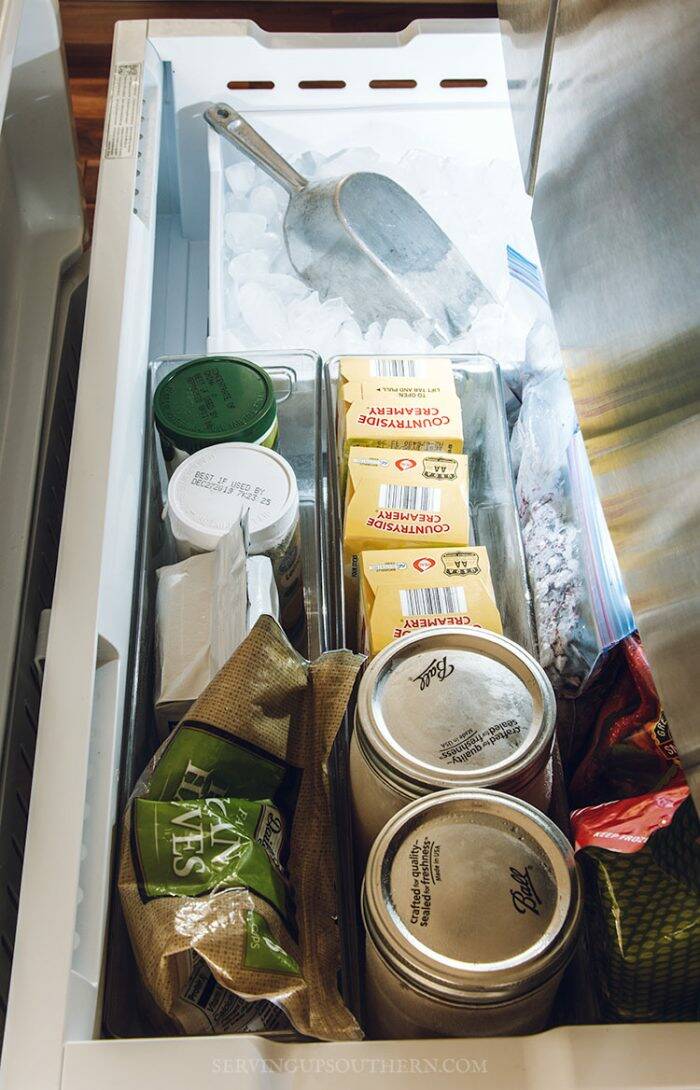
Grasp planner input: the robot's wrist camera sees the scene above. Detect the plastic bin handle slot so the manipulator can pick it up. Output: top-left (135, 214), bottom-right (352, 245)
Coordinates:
top-left (268, 365), bottom-right (296, 405)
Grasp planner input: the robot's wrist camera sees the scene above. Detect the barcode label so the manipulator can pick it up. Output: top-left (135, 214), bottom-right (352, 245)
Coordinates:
top-left (400, 587), bottom-right (467, 617)
top-left (377, 484), bottom-right (441, 512)
top-left (371, 358), bottom-right (424, 378)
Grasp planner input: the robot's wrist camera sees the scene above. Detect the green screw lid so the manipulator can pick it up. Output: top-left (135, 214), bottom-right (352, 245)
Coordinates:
top-left (153, 356), bottom-right (277, 453)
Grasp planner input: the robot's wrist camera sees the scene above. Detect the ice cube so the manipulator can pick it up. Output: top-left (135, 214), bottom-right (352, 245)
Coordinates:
top-left (258, 231), bottom-right (283, 259)
top-left (444, 332), bottom-right (478, 355)
top-left (398, 150), bottom-right (448, 196)
top-left (249, 185), bottom-right (280, 222)
top-left (262, 274), bottom-right (309, 303)
top-left (333, 318), bottom-right (366, 354)
top-left (225, 212), bottom-right (267, 252)
top-left (379, 318), bottom-right (431, 355)
top-left (286, 293), bottom-right (354, 353)
top-left (225, 192), bottom-right (248, 215)
top-left (238, 281), bottom-right (289, 344)
top-left (225, 161), bottom-right (256, 197)
top-left (359, 322), bottom-right (381, 351)
top-left (294, 150), bottom-right (326, 179)
top-left (227, 249), bottom-right (271, 285)
top-left (271, 246), bottom-right (296, 276)
top-left (274, 185), bottom-right (290, 210)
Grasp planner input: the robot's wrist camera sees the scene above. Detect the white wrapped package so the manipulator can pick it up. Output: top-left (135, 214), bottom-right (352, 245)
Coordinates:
top-left (154, 521), bottom-right (278, 737)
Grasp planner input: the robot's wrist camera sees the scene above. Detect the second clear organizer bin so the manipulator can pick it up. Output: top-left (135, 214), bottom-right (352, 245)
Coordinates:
top-left (318, 353), bottom-right (573, 1029)
top-left (323, 354), bottom-right (536, 653)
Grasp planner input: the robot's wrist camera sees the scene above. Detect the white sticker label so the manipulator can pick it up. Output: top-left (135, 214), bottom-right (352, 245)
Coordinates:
top-left (105, 63), bottom-right (143, 158)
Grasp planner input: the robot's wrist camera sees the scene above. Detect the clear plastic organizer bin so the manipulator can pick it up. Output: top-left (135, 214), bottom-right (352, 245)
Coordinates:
top-left (100, 349), bottom-right (368, 1035)
top-left (323, 353), bottom-right (536, 653)
top-left (321, 352), bottom-right (587, 1026)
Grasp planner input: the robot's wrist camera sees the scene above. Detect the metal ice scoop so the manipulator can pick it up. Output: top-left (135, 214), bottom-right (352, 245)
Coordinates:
top-left (205, 103), bottom-right (492, 341)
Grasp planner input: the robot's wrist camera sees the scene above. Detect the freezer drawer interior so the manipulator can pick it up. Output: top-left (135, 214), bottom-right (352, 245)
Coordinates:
top-left (1, 16), bottom-right (697, 1090)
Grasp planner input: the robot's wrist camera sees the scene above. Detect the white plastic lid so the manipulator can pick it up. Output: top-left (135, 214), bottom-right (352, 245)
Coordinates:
top-left (167, 443), bottom-right (299, 555)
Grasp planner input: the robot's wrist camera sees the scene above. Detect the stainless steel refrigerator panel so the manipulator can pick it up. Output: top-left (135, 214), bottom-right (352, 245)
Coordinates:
top-left (502, 0), bottom-right (700, 801)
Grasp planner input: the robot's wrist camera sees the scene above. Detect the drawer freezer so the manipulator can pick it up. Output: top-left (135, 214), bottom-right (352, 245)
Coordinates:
top-left (0, 8), bottom-right (697, 1090)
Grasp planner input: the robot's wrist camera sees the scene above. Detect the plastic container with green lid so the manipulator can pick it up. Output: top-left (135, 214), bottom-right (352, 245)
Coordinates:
top-left (154, 356), bottom-right (278, 465)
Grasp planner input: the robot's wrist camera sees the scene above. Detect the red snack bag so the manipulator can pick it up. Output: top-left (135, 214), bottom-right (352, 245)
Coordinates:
top-left (569, 634), bottom-right (680, 807)
top-left (572, 774), bottom-right (689, 854)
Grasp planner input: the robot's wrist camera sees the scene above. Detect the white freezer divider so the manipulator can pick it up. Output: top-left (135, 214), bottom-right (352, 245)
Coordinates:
top-left (0, 21), bottom-right (163, 1090)
top-left (151, 17), bottom-right (512, 245)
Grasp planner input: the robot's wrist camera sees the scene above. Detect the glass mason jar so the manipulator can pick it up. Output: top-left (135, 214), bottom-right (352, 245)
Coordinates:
top-left (362, 787), bottom-right (582, 1039)
top-left (350, 626), bottom-right (556, 860)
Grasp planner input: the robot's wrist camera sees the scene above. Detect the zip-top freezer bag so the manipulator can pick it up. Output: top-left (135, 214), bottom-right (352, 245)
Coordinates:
top-left (119, 615), bottom-right (364, 1041)
top-left (512, 367), bottom-right (634, 695)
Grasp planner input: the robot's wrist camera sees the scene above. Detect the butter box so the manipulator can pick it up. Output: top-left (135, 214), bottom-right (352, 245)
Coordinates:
top-left (338, 355), bottom-right (456, 387)
top-left (337, 374), bottom-right (457, 452)
top-left (343, 447), bottom-right (470, 632)
top-left (342, 395), bottom-right (464, 471)
top-left (359, 546), bottom-right (502, 656)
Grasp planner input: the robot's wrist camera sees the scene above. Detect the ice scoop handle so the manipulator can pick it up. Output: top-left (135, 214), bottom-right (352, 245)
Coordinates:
top-left (205, 103), bottom-right (308, 195)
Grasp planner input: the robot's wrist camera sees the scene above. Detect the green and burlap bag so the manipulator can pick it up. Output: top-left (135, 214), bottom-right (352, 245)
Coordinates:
top-left (118, 615), bottom-right (364, 1040)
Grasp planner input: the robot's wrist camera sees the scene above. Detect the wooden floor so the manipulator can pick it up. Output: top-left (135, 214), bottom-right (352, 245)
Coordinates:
top-left (61, 0), bottom-right (496, 231)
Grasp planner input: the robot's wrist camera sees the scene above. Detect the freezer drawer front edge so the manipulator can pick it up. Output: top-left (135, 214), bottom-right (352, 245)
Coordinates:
top-left (0, 22), bottom-right (162, 1090)
top-left (60, 1023), bottom-right (700, 1090)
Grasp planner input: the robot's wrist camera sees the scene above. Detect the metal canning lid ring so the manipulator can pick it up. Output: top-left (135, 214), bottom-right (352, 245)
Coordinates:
top-left (153, 356), bottom-right (278, 453)
top-left (355, 626), bottom-right (556, 797)
top-left (362, 788), bottom-right (582, 1005)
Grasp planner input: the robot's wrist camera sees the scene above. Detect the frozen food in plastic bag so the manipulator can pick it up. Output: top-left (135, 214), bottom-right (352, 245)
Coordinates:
top-left (572, 776), bottom-right (699, 1023)
top-left (569, 634), bottom-right (680, 807)
top-left (513, 367), bottom-right (635, 694)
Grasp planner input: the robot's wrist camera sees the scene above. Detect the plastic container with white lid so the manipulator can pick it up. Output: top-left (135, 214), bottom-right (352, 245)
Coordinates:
top-left (167, 443), bottom-right (304, 635)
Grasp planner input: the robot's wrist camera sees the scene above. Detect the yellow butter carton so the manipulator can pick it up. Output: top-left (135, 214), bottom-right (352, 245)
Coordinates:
top-left (359, 546), bottom-right (502, 656)
top-left (342, 448), bottom-right (470, 637)
top-left (338, 356), bottom-right (456, 387)
top-left (337, 375), bottom-right (457, 457)
top-left (344, 447), bottom-right (469, 532)
top-left (342, 395), bottom-right (464, 470)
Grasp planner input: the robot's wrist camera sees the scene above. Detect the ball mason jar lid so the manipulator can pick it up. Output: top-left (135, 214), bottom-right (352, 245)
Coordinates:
top-left (153, 356), bottom-right (277, 452)
top-left (355, 626), bottom-right (555, 797)
top-left (362, 788), bottom-right (582, 1005)
top-left (167, 442), bottom-right (299, 554)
